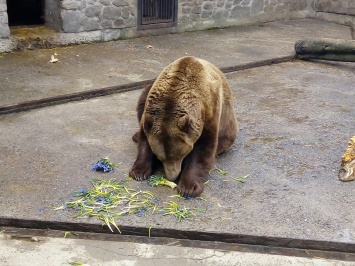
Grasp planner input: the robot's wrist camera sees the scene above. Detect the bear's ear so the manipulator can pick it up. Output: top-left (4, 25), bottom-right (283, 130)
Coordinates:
top-left (178, 115), bottom-right (192, 134)
top-left (143, 115), bottom-right (153, 132)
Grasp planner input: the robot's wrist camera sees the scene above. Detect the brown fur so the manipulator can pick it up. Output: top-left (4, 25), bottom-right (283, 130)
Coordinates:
top-left (129, 56), bottom-right (238, 197)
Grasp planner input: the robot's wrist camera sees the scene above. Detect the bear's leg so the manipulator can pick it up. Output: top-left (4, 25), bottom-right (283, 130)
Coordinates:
top-left (177, 130), bottom-right (217, 197)
top-left (129, 129), bottom-right (157, 181)
top-left (132, 83), bottom-right (153, 143)
top-left (216, 102), bottom-right (237, 155)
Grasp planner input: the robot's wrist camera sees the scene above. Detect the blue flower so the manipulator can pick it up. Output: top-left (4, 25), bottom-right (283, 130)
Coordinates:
top-left (92, 157), bottom-right (115, 173)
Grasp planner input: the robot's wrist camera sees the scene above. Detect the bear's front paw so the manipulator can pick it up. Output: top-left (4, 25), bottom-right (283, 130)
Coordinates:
top-left (177, 176), bottom-right (205, 198)
top-left (129, 162), bottom-right (152, 181)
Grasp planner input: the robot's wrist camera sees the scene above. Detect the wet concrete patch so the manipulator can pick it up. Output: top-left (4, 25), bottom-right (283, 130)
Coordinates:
top-left (0, 61), bottom-right (354, 248)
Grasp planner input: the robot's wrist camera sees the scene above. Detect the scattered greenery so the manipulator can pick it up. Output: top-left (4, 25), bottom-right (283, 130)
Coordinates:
top-left (210, 165), bottom-right (249, 183)
top-left (68, 262), bottom-right (89, 266)
top-left (219, 217), bottom-right (232, 224)
top-left (64, 231), bottom-right (79, 238)
top-left (55, 178), bottom-right (159, 232)
top-left (159, 201), bottom-right (194, 222)
top-left (148, 175), bottom-right (177, 189)
top-left (231, 175), bottom-right (249, 183)
top-left (210, 165), bottom-right (229, 175)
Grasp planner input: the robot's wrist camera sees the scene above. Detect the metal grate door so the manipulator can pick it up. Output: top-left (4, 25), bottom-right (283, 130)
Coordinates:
top-left (138, 0), bottom-right (178, 30)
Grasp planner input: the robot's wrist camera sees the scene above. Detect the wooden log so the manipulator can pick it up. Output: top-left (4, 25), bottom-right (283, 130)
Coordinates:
top-left (295, 38), bottom-right (355, 62)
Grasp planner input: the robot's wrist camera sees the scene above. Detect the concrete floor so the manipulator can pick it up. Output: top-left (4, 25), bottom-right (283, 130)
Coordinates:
top-left (1, 233), bottom-right (354, 266)
top-left (0, 19), bottom-right (352, 107)
top-left (0, 19), bottom-right (354, 264)
top-left (1, 228), bottom-right (354, 265)
top-left (0, 60), bottom-right (354, 241)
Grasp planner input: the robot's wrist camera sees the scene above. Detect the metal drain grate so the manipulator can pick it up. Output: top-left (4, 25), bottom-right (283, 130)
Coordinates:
top-left (138, 0), bottom-right (178, 30)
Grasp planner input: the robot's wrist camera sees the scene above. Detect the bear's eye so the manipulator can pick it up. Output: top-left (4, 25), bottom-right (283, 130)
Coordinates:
top-left (178, 115), bottom-right (192, 134)
top-left (144, 117), bottom-right (153, 132)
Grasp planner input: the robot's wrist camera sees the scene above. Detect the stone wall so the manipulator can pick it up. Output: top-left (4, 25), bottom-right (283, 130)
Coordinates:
top-left (60, 0), bottom-right (136, 32)
top-left (314, 0), bottom-right (355, 16)
top-left (58, 0), bottom-right (314, 35)
top-left (1, 0), bottom-right (354, 52)
top-left (313, 0), bottom-right (355, 29)
top-left (179, 0), bottom-right (313, 30)
top-left (0, 0), bottom-right (9, 38)
top-left (44, 0), bottom-right (62, 31)
top-left (0, 0), bottom-right (12, 51)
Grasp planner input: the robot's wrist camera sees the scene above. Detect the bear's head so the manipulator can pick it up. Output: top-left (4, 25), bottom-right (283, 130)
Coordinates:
top-left (143, 111), bottom-right (203, 181)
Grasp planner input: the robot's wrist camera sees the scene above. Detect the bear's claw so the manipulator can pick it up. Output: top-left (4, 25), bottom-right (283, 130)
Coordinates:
top-left (177, 180), bottom-right (204, 198)
top-left (129, 163), bottom-right (152, 181)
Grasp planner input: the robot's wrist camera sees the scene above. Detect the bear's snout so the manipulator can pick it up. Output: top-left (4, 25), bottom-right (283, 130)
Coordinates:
top-left (163, 160), bottom-right (182, 181)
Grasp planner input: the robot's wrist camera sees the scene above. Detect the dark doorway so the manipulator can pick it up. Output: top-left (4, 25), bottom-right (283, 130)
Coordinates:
top-left (138, 0), bottom-right (178, 30)
top-left (7, 0), bottom-right (44, 26)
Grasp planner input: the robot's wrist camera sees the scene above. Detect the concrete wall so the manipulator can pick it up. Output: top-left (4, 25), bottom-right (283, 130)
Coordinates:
top-left (313, 0), bottom-right (355, 29)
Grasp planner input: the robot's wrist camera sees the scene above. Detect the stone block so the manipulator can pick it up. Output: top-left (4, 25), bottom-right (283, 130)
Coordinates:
top-left (102, 6), bottom-right (122, 19)
top-left (217, 1), bottom-right (224, 8)
top-left (264, 4), bottom-right (274, 12)
top-left (0, 1), bottom-right (7, 12)
top-left (212, 8), bottom-right (225, 19)
top-left (61, 0), bottom-right (79, 10)
top-left (99, 0), bottom-right (111, 5)
top-left (81, 17), bottom-right (101, 31)
top-left (233, 0), bottom-right (242, 5)
top-left (241, 0), bottom-right (250, 5)
top-left (58, 31), bottom-right (102, 45)
top-left (100, 19), bottom-right (113, 29)
top-left (84, 5), bottom-right (102, 18)
top-left (190, 13), bottom-right (200, 21)
top-left (113, 18), bottom-right (125, 28)
top-left (121, 7), bottom-right (130, 19)
top-left (225, 1), bottom-right (233, 9)
top-left (0, 25), bottom-right (10, 38)
top-left (124, 17), bottom-right (136, 27)
top-left (203, 2), bottom-right (214, 10)
top-left (195, 0), bottom-right (203, 5)
top-left (0, 38), bottom-right (13, 53)
top-left (230, 5), bottom-right (250, 18)
top-left (251, 0), bottom-right (264, 14)
top-left (201, 10), bottom-right (212, 18)
top-left (182, 6), bottom-right (192, 14)
top-left (179, 15), bottom-right (190, 23)
top-left (127, 6), bottom-right (135, 16)
top-left (290, 0), bottom-right (307, 11)
top-left (102, 29), bottom-right (121, 41)
top-left (61, 10), bottom-right (82, 32)
top-left (0, 11), bottom-right (8, 24)
top-left (112, 0), bottom-right (129, 7)
top-left (314, 0), bottom-right (355, 16)
top-left (192, 6), bottom-right (202, 14)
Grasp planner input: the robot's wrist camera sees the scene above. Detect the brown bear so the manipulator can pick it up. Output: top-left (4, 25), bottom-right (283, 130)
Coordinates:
top-left (129, 56), bottom-right (237, 197)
